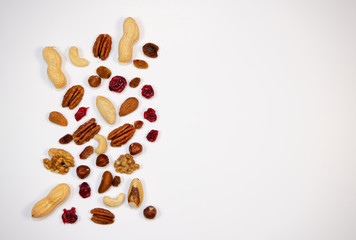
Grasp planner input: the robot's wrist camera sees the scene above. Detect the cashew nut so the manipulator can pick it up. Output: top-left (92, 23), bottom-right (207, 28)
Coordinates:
top-left (103, 193), bottom-right (125, 207)
top-left (69, 46), bottom-right (89, 67)
top-left (94, 134), bottom-right (107, 154)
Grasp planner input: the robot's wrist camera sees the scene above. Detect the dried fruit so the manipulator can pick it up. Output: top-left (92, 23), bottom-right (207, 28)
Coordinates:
top-left (72, 118), bottom-right (101, 145)
top-left (62, 207), bottom-right (78, 224)
top-left (93, 34), bottom-right (112, 60)
top-left (129, 77), bottom-right (140, 88)
top-left (79, 146), bottom-right (94, 159)
top-left (75, 107), bottom-right (89, 121)
top-left (128, 178), bottom-right (144, 208)
top-left (42, 47), bottom-right (66, 89)
top-left (90, 208), bottom-right (115, 225)
top-left (143, 206), bottom-right (157, 219)
top-left (69, 46), bottom-right (89, 67)
top-left (96, 66), bottom-right (111, 79)
top-left (119, 97), bottom-right (139, 116)
top-left (118, 17), bottom-right (139, 63)
top-left (112, 176), bottom-right (121, 187)
top-left (88, 75), bottom-right (101, 87)
top-left (143, 43), bottom-right (159, 58)
top-left (79, 182), bottom-right (91, 198)
top-left (141, 85), bottom-right (154, 99)
top-left (76, 165), bottom-right (90, 179)
top-left (129, 142), bottom-right (142, 155)
top-left (109, 76), bottom-right (127, 93)
top-left (144, 108), bottom-right (157, 122)
top-left (59, 134), bottom-right (73, 144)
top-left (96, 154), bottom-right (109, 167)
top-left (134, 120), bottom-right (143, 129)
top-left (107, 123), bottom-right (136, 147)
top-left (114, 154), bottom-right (139, 174)
top-left (147, 130), bottom-right (159, 142)
top-left (43, 149), bottom-right (74, 175)
top-left (98, 171), bottom-right (113, 193)
top-left (96, 96), bottom-right (116, 125)
top-left (62, 85), bottom-right (84, 110)
top-left (49, 111), bottom-right (68, 126)
top-left (133, 59), bottom-right (148, 69)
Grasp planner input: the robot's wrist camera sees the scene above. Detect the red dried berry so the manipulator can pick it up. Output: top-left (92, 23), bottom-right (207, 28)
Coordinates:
top-left (62, 207), bottom-right (78, 224)
top-left (79, 182), bottom-right (91, 198)
top-left (75, 107), bottom-right (89, 121)
top-left (147, 130), bottom-right (159, 142)
top-left (109, 76), bottom-right (127, 93)
top-left (144, 108), bottom-right (157, 122)
top-left (141, 85), bottom-right (154, 99)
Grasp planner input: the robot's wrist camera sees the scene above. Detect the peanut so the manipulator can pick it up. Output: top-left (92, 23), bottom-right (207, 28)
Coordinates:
top-left (42, 47), bottom-right (66, 89)
top-left (118, 17), bottom-right (139, 63)
top-left (68, 46), bottom-right (89, 67)
top-left (103, 193), bottom-right (125, 207)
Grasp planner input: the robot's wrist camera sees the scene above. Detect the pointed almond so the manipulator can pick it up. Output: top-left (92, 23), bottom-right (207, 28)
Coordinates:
top-left (119, 97), bottom-right (139, 117)
top-left (49, 111), bottom-right (67, 126)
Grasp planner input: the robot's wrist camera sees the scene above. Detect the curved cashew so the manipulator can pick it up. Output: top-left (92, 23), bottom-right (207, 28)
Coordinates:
top-left (69, 46), bottom-right (89, 67)
top-left (103, 193), bottom-right (125, 207)
top-left (94, 134), bottom-right (107, 154)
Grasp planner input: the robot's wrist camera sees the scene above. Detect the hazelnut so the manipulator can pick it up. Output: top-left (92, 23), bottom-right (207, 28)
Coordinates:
top-left (112, 176), bottom-right (121, 187)
top-left (76, 165), bottom-right (90, 179)
top-left (143, 206), bottom-right (157, 219)
top-left (96, 154), bottom-right (109, 167)
top-left (88, 75), bottom-right (101, 87)
top-left (129, 142), bottom-right (142, 155)
top-left (96, 66), bottom-right (111, 79)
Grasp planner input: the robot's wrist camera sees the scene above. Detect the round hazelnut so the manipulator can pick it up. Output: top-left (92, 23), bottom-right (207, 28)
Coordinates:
top-left (88, 75), bottom-right (101, 87)
top-left (129, 142), bottom-right (142, 155)
top-left (76, 165), bottom-right (90, 179)
top-left (143, 206), bottom-right (157, 219)
top-left (96, 154), bottom-right (109, 167)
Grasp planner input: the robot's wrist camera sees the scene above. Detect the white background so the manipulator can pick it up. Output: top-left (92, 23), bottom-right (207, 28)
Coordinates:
top-left (0, 0), bottom-right (355, 239)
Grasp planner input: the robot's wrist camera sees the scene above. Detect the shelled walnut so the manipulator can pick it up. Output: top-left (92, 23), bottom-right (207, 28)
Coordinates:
top-left (114, 154), bottom-right (139, 174)
top-left (43, 148), bottom-right (74, 174)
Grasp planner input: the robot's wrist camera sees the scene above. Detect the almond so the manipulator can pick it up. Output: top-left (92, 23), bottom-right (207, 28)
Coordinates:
top-left (96, 96), bottom-right (116, 124)
top-left (119, 97), bottom-right (139, 117)
top-left (49, 111), bottom-right (68, 126)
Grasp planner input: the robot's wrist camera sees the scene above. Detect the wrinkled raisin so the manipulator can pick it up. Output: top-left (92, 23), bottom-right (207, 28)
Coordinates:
top-left (144, 108), bottom-right (157, 122)
top-left (62, 207), bottom-right (78, 224)
top-left (75, 107), bottom-right (89, 121)
top-left (79, 182), bottom-right (91, 198)
top-left (112, 176), bottom-right (121, 187)
top-left (133, 59), bottom-right (148, 69)
top-left (129, 77), bottom-right (141, 88)
top-left (96, 66), bottom-right (111, 79)
top-left (143, 43), bottom-right (159, 58)
top-left (147, 130), bottom-right (159, 142)
top-left (134, 120), bottom-right (144, 129)
top-left (59, 134), bottom-right (73, 144)
top-left (109, 76), bottom-right (127, 93)
top-left (141, 85), bottom-right (154, 99)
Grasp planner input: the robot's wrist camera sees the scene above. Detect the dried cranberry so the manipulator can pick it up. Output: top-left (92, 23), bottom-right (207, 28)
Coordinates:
top-left (144, 108), bottom-right (157, 122)
top-left (62, 207), bottom-right (78, 224)
top-left (147, 130), bottom-right (159, 142)
top-left (141, 85), bottom-right (154, 99)
top-left (75, 107), bottom-right (89, 121)
top-left (109, 76), bottom-right (127, 93)
top-left (79, 182), bottom-right (91, 198)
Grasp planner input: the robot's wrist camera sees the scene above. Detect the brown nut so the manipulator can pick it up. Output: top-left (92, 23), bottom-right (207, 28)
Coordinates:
top-left (119, 97), bottom-right (139, 117)
top-left (134, 120), bottom-right (143, 129)
top-left (49, 111), bottom-right (68, 126)
top-left (128, 178), bottom-right (143, 208)
top-left (129, 77), bottom-right (140, 88)
top-left (76, 165), bottom-right (90, 179)
top-left (72, 118), bottom-right (101, 145)
top-left (133, 59), bottom-right (148, 69)
top-left (90, 208), bottom-right (115, 224)
top-left (62, 85), bottom-right (84, 110)
top-left (107, 123), bottom-right (136, 147)
top-left (79, 146), bottom-right (94, 159)
top-left (96, 66), bottom-right (111, 79)
top-left (59, 134), bottom-right (73, 144)
top-left (93, 34), bottom-right (112, 60)
top-left (98, 171), bottom-right (113, 193)
top-left (143, 206), bottom-right (157, 219)
top-left (88, 75), bottom-right (101, 87)
top-left (112, 176), bottom-right (121, 187)
top-left (129, 142), bottom-right (142, 155)
top-left (143, 43), bottom-right (159, 58)
top-left (96, 154), bottom-right (109, 167)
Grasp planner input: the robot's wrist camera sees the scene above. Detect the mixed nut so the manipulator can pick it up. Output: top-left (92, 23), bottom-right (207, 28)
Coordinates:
top-left (32, 17), bottom-right (159, 225)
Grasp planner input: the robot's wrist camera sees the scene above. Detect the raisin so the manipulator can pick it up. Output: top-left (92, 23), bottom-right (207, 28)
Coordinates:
top-left (143, 43), bottom-right (159, 58)
top-left (147, 130), bottom-right (159, 142)
top-left (62, 207), bottom-right (78, 224)
top-left (133, 59), bottom-right (148, 69)
top-left (75, 107), bottom-right (89, 121)
top-left (134, 120), bottom-right (144, 129)
top-left (109, 76), bottom-right (127, 93)
top-left (141, 85), bottom-right (154, 99)
top-left (59, 134), bottom-right (73, 144)
top-left (144, 108), bottom-right (157, 122)
top-left (79, 182), bottom-right (91, 198)
top-left (129, 77), bottom-right (141, 88)
top-left (112, 176), bottom-right (121, 187)
top-left (96, 66), bottom-right (111, 79)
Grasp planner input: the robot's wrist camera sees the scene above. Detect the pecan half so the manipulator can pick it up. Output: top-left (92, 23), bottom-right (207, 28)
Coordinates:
top-left (93, 34), bottom-right (112, 60)
top-left (107, 123), bottom-right (135, 147)
top-left (90, 208), bottom-right (114, 224)
top-left (62, 85), bottom-right (84, 110)
top-left (73, 118), bottom-right (101, 145)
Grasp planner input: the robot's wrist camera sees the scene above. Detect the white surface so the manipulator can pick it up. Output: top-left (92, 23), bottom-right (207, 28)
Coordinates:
top-left (0, 0), bottom-right (356, 239)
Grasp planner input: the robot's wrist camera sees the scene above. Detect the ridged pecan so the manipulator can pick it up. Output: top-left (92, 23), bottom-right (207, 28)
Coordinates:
top-left (93, 34), bottom-right (112, 60)
top-left (62, 85), bottom-right (84, 110)
top-left (73, 118), bottom-right (101, 145)
top-left (90, 208), bottom-right (114, 224)
top-left (107, 123), bottom-right (135, 147)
